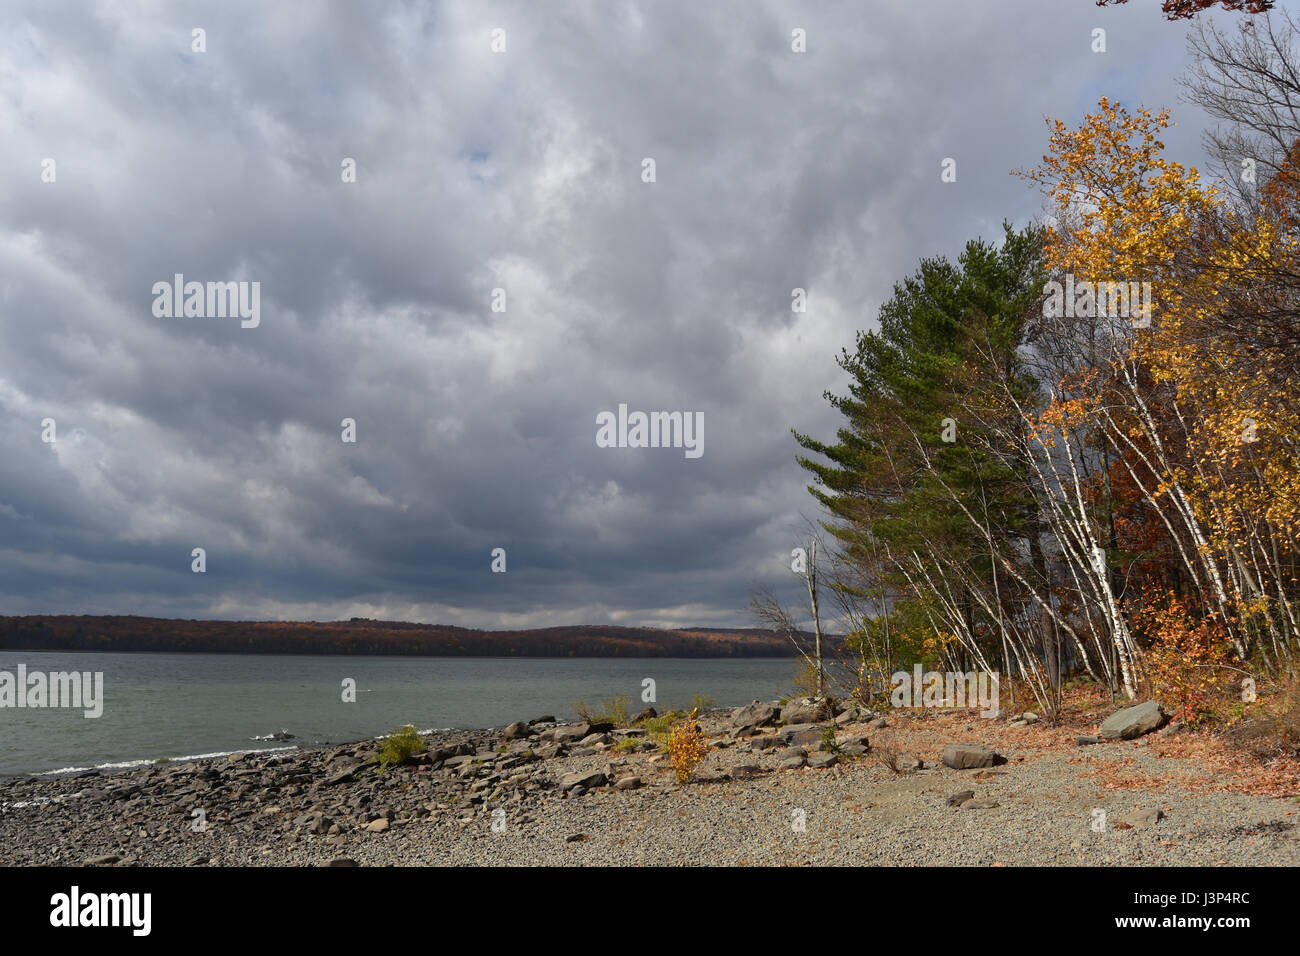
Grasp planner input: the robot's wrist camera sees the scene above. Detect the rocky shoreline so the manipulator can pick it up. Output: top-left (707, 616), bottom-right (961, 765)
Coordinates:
top-left (1, 699), bottom-right (1297, 867)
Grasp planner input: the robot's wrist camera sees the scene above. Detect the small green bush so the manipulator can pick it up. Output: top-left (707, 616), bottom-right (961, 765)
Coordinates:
top-left (612, 735), bottom-right (642, 753)
top-left (641, 710), bottom-right (686, 748)
top-left (574, 694), bottom-right (632, 726)
top-left (690, 693), bottom-right (717, 712)
top-left (374, 724), bottom-right (424, 773)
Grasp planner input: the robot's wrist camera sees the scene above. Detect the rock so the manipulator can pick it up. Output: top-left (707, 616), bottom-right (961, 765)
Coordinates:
top-left (750, 735), bottom-right (781, 751)
top-left (781, 725), bottom-right (827, 748)
top-left (867, 717), bottom-right (889, 729)
top-left (782, 697), bottom-right (830, 725)
top-left (1117, 808), bottom-right (1164, 829)
top-left (1159, 720), bottom-right (1186, 737)
top-left (631, 708), bottom-right (657, 723)
top-left (294, 812), bottom-right (331, 835)
top-left (778, 754), bottom-right (807, 770)
top-left (502, 721), bottom-right (533, 740)
top-left (941, 743), bottom-right (1003, 769)
top-left (323, 768), bottom-right (356, 786)
top-left (1075, 735), bottom-right (1101, 746)
top-left (565, 833), bottom-right (587, 843)
top-left (365, 818), bottom-right (390, 833)
top-left (560, 770), bottom-right (608, 791)
top-left (84, 854), bottom-right (120, 866)
top-left (1021, 712), bottom-right (1039, 724)
top-left (896, 753), bottom-right (922, 772)
top-left (807, 753), bottom-right (838, 769)
top-left (731, 763), bottom-right (761, 776)
top-left (551, 725), bottom-right (590, 743)
top-left (1099, 700), bottom-right (1165, 740)
top-left (732, 724), bottom-right (764, 738)
top-left (732, 701), bottom-right (779, 728)
top-left (834, 709), bottom-right (859, 725)
top-left (959, 798), bottom-right (1000, 810)
top-left (578, 732), bottom-right (614, 747)
top-left (529, 715), bottom-right (557, 725)
top-left (325, 857), bottom-right (359, 867)
top-left (946, 789), bottom-right (975, 807)
top-left (615, 776), bottom-right (643, 790)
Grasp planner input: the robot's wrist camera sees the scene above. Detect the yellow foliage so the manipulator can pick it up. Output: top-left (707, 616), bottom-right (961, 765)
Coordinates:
top-left (667, 708), bottom-right (710, 784)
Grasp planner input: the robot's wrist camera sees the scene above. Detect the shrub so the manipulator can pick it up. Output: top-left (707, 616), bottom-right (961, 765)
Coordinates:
top-left (667, 708), bottom-right (710, 784)
top-left (612, 735), bottom-right (642, 754)
top-left (374, 724), bottom-right (424, 773)
top-left (574, 694), bottom-right (632, 726)
top-left (689, 693), bottom-right (717, 712)
top-left (641, 710), bottom-right (685, 748)
top-left (820, 725), bottom-right (842, 754)
top-left (1137, 598), bottom-right (1236, 726)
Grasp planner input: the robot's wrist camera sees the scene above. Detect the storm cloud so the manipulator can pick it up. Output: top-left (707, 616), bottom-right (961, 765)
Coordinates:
top-left (0, 0), bottom-right (1222, 627)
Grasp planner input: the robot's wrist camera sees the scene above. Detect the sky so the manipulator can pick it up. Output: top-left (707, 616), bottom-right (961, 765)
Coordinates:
top-left (0, 0), bottom-right (1245, 629)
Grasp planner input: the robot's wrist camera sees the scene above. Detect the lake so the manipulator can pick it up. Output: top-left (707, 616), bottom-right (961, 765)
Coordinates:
top-left (0, 650), bottom-right (798, 776)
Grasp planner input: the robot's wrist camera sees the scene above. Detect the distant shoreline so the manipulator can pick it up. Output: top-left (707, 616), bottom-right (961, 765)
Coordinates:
top-left (0, 615), bottom-right (817, 658)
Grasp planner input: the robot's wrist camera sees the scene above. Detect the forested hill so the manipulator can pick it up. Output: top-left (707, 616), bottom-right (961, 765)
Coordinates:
top-left (0, 616), bottom-right (813, 658)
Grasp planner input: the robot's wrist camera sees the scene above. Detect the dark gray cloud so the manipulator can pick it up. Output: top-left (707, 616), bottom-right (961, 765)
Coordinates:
top-left (0, 0), bottom-right (1222, 627)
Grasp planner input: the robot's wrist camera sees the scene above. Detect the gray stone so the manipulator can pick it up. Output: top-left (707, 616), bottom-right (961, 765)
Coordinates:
top-left (501, 720), bottom-right (533, 740)
top-left (807, 753), bottom-right (838, 769)
top-left (781, 725), bottom-right (827, 748)
top-left (732, 701), bottom-right (779, 728)
top-left (946, 789), bottom-right (975, 807)
top-left (1099, 700), bottom-right (1165, 740)
top-left (365, 818), bottom-right (390, 833)
top-left (615, 776), bottom-right (643, 790)
top-left (941, 743), bottom-right (1002, 769)
top-left (1117, 808), bottom-right (1164, 828)
top-left (782, 697), bottom-right (830, 725)
top-left (1075, 735), bottom-right (1101, 746)
top-left (560, 770), bottom-right (608, 791)
top-left (959, 798), bottom-right (1000, 810)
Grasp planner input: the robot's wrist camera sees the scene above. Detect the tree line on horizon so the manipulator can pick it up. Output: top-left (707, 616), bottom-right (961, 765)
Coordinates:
top-left (0, 614), bottom-right (818, 659)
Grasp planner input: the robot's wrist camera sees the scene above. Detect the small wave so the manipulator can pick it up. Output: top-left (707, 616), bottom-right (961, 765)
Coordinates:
top-left (31, 745), bottom-right (299, 776)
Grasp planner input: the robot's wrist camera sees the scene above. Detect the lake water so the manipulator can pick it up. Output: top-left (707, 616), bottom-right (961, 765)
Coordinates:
top-left (0, 651), bottom-right (798, 776)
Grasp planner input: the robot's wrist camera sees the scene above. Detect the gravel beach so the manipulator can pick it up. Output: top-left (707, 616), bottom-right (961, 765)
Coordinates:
top-left (2, 703), bottom-right (1297, 867)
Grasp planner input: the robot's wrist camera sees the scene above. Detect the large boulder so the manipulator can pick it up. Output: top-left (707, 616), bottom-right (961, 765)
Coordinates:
top-left (782, 697), bottom-right (831, 725)
top-left (501, 721), bottom-right (533, 740)
top-left (732, 701), bottom-right (779, 728)
top-left (941, 743), bottom-right (1002, 770)
top-left (781, 725), bottom-right (827, 749)
top-left (1099, 700), bottom-right (1165, 740)
top-left (560, 770), bottom-right (608, 791)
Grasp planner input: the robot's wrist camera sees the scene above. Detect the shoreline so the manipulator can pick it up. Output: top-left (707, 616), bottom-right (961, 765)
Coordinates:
top-left (2, 700), bottom-right (1297, 866)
